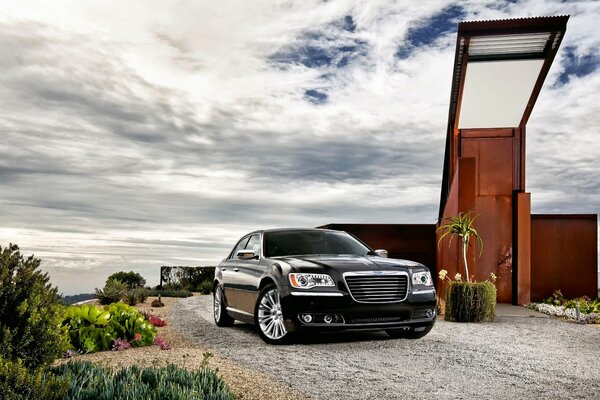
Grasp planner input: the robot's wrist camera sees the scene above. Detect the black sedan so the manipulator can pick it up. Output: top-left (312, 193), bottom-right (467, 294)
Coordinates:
top-left (213, 228), bottom-right (436, 344)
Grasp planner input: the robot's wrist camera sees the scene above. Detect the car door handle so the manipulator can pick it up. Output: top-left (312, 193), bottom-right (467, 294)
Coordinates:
top-left (222, 268), bottom-right (227, 271)
top-left (233, 268), bottom-right (240, 272)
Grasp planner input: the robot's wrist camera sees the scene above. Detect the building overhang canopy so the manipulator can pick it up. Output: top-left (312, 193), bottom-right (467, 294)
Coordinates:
top-left (449, 16), bottom-right (569, 130)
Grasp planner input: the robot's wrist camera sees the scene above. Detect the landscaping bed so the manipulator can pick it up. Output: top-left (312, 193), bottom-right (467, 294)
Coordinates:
top-left (58, 296), bottom-right (306, 400)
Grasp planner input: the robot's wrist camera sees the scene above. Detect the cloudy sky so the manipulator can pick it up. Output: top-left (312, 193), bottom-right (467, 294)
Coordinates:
top-left (1, 0), bottom-right (598, 295)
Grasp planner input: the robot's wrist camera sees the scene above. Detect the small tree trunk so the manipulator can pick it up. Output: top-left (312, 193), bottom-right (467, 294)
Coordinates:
top-left (462, 240), bottom-right (470, 283)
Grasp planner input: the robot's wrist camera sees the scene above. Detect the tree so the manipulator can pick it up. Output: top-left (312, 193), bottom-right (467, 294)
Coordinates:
top-left (437, 211), bottom-right (483, 283)
top-left (0, 244), bottom-right (69, 369)
top-left (106, 271), bottom-right (146, 289)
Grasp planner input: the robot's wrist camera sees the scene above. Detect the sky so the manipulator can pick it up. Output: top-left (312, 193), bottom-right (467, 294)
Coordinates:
top-left (0, 0), bottom-right (599, 295)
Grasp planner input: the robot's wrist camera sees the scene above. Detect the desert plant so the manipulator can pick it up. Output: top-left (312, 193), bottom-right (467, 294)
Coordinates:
top-left (105, 303), bottom-right (156, 347)
top-left (197, 279), bottom-right (213, 294)
top-left (63, 303), bottom-right (156, 353)
top-left (148, 315), bottom-right (166, 327)
top-left (123, 288), bottom-right (149, 305)
top-left (94, 279), bottom-right (127, 305)
top-left (111, 338), bottom-right (131, 351)
top-left (63, 304), bottom-right (113, 353)
top-left (0, 244), bottom-right (70, 369)
top-left (53, 361), bottom-right (234, 400)
top-left (445, 281), bottom-right (496, 322)
top-left (0, 356), bottom-right (67, 400)
top-left (437, 211), bottom-right (483, 282)
top-left (154, 336), bottom-right (171, 350)
top-left (106, 271), bottom-right (146, 288)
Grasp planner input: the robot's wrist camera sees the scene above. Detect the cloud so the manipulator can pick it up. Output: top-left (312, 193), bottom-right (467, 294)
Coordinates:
top-left (0, 0), bottom-right (598, 294)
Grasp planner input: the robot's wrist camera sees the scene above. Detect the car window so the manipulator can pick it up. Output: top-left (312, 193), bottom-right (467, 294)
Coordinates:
top-left (230, 236), bottom-right (250, 259)
top-left (245, 234), bottom-right (261, 256)
top-left (265, 230), bottom-right (371, 257)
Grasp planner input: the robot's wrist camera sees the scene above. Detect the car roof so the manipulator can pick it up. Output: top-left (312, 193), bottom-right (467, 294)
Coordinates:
top-left (245, 227), bottom-right (343, 236)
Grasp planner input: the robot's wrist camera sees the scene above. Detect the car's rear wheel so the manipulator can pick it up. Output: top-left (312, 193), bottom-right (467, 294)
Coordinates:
top-left (255, 284), bottom-right (290, 344)
top-left (386, 325), bottom-right (433, 339)
top-left (214, 285), bottom-right (234, 327)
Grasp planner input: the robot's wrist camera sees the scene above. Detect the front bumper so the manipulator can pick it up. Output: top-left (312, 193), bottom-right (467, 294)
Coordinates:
top-left (280, 286), bottom-right (437, 333)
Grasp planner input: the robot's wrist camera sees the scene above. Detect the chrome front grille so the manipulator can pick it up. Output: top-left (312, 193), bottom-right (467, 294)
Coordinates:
top-left (344, 272), bottom-right (409, 303)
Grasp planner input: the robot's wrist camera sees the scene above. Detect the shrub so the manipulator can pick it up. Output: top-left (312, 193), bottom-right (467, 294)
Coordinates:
top-left (445, 281), bottom-right (496, 322)
top-left (197, 279), bottom-right (213, 294)
top-left (0, 356), bottom-right (67, 400)
top-left (146, 289), bottom-right (192, 298)
top-left (0, 244), bottom-right (69, 369)
top-left (53, 361), bottom-right (235, 400)
top-left (63, 303), bottom-right (156, 353)
top-left (123, 288), bottom-right (149, 305)
top-left (107, 271), bottom-right (146, 288)
top-left (94, 279), bottom-right (127, 305)
top-left (151, 299), bottom-right (165, 307)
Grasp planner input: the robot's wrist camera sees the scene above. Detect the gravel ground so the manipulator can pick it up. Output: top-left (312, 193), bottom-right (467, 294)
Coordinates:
top-left (171, 295), bottom-right (600, 400)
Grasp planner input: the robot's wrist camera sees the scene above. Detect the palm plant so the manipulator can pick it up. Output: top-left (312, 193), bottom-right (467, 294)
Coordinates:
top-left (437, 211), bottom-right (483, 283)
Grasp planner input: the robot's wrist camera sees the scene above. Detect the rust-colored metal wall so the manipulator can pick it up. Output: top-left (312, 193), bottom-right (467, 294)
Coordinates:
top-left (530, 214), bottom-right (598, 301)
top-left (318, 223), bottom-right (437, 279)
top-left (436, 129), bottom-right (518, 302)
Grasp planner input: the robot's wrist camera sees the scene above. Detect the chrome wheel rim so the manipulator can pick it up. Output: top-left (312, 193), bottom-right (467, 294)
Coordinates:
top-left (214, 287), bottom-right (222, 322)
top-left (258, 288), bottom-right (287, 340)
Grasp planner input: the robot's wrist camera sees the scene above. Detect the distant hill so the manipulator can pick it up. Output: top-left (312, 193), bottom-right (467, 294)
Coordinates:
top-left (61, 293), bottom-right (95, 305)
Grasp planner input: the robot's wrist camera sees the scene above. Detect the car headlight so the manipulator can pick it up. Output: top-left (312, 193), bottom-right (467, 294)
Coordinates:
top-left (412, 271), bottom-right (433, 286)
top-left (289, 273), bottom-right (335, 289)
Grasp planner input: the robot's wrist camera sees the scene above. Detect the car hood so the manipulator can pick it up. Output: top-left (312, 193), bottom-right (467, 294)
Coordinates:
top-left (279, 254), bottom-right (427, 273)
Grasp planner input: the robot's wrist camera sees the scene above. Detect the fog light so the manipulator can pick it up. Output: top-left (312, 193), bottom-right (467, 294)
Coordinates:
top-left (324, 315), bottom-right (333, 324)
top-left (300, 314), bottom-right (313, 323)
top-left (426, 309), bottom-right (435, 318)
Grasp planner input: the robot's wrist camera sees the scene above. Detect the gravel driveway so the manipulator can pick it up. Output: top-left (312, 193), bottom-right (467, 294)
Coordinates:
top-left (171, 295), bottom-right (600, 400)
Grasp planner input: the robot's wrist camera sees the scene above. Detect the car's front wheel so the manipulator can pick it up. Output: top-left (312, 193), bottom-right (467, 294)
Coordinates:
top-left (255, 283), bottom-right (290, 344)
top-left (214, 285), bottom-right (234, 327)
top-left (386, 325), bottom-right (433, 339)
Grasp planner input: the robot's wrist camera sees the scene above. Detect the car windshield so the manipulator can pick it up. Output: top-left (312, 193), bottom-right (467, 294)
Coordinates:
top-left (264, 230), bottom-right (372, 258)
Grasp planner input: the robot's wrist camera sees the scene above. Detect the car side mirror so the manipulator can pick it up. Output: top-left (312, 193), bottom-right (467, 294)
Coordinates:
top-left (237, 250), bottom-right (257, 260)
top-left (374, 249), bottom-right (388, 258)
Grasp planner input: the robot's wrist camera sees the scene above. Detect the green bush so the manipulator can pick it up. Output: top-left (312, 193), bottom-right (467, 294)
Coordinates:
top-left (445, 281), bottom-right (496, 322)
top-left (145, 289), bottom-right (192, 298)
top-left (106, 271), bottom-right (146, 289)
top-left (0, 356), bottom-right (67, 400)
top-left (197, 279), bottom-right (213, 294)
top-left (53, 361), bottom-right (235, 400)
top-left (0, 244), bottom-right (69, 369)
top-left (123, 288), bottom-right (149, 305)
top-left (94, 279), bottom-right (127, 305)
top-left (63, 303), bottom-right (156, 353)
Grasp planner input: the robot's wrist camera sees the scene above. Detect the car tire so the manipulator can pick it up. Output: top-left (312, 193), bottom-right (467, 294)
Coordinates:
top-left (386, 325), bottom-right (433, 339)
top-left (254, 283), bottom-right (291, 345)
top-left (214, 285), bottom-right (235, 327)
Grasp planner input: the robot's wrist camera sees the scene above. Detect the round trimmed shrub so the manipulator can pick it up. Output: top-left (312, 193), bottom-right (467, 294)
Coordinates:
top-left (445, 281), bottom-right (496, 322)
top-left (0, 244), bottom-right (69, 369)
